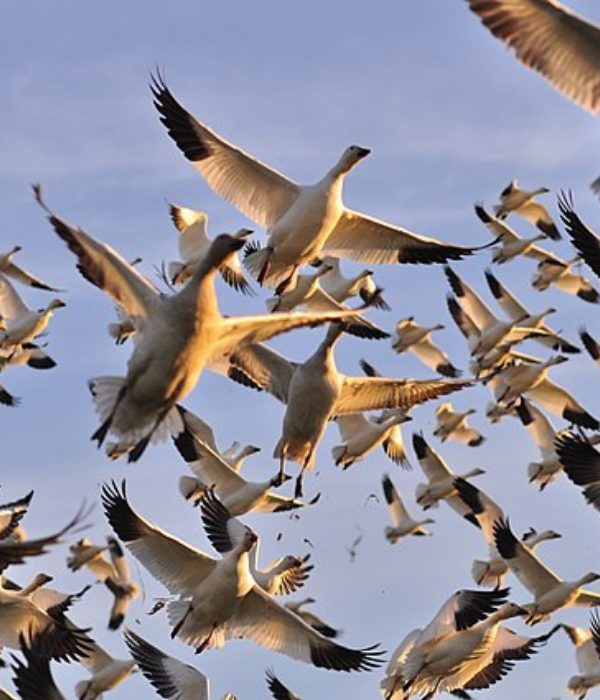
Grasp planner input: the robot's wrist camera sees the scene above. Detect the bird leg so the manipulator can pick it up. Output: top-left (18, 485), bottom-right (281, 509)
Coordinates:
top-left (195, 622), bottom-right (218, 654)
top-left (257, 247), bottom-right (273, 287)
top-left (274, 265), bottom-right (299, 296)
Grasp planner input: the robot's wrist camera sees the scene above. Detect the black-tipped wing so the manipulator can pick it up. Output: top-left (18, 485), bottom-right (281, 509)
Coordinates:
top-left (559, 191), bottom-right (600, 280)
top-left (555, 432), bottom-right (600, 511)
top-left (265, 668), bottom-right (301, 700)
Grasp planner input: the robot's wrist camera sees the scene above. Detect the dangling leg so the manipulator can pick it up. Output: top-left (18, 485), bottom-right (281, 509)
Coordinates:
top-left (195, 622), bottom-right (218, 654)
top-left (274, 265), bottom-right (298, 296)
top-left (257, 247), bottom-right (273, 287)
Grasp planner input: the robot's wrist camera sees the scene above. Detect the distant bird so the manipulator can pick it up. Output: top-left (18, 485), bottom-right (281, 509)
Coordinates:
top-left (0, 273), bottom-right (65, 351)
top-left (166, 203), bottom-right (253, 294)
top-left (530, 249), bottom-right (599, 303)
top-left (314, 256), bottom-right (390, 310)
top-left (391, 317), bottom-right (460, 378)
top-left (492, 181), bottom-right (561, 240)
top-left (474, 203), bottom-right (549, 264)
top-left (152, 74), bottom-right (485, 292)
top-left (283, 597), bottom-right (341, 639)
top-left (382, 474), bottom-right (434, 543)
top-left (125, 628), bottom-right (226, 700)
top-left (102, 482), bottom-right (383, 671)
top-left (0, 246), bottom-right (61, 292)
top-left (265, 668), bottom-right (301, 700)
top-left (36, 186), bottom-right (373, 462)
top-left (493, 517), bottom-right (600, 624)
top-left (433, 403), bottom-right (485, 447)
top-left (485, 269), bottom-right (579, 354)
top-left (412, 434), bottom-right (485, 515)
top-left (230, 325), bottom-right (470, 496)
top-left (562, 613), bottom-right (600, 700)
top-left (515, 399), bottom-right (565, 490)
top-left (555, 432), bottom-right (600, 513)
top-left (467, 1), bottom-right (600, 119)
top-left (74, 636), bottom-right (137, 700)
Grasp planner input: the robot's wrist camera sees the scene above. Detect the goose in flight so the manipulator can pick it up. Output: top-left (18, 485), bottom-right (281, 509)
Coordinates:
top-left (74, 637), bottom-right (137, 700)
top-left (529, 249), bottom-right (599, 303)
top-left (467, 1), bottom-right (600, 119)
top-left (313, 256), bottom-right (390, 310)
top-left (474, 204), bottom-right (550, 264)
top-left (283, 597), bottom-right (341, 639)
top-left (382, 474), bottom-right (434, 543)
top-left (392, 317), bottom-right (460, 378)
top-left (562, 613), bottom-right (600, 699)
top-left (229, 324), bottom-right (470, 495)
top-left (493, 517), bottom-right (600, 624)
top-left (102, 481), bottom-right (384, 671)
top-left (484, 269), bottom-right (580, 354)
top-left (492, 182), bottom-right (561, 240)
top-left (151, 74), bottom-right (485, 291)
top-left (0, 246), bottom-right (61, 292)
top-left (433, 402), bottom-right (485, 447)
top-left (35, 187), bottom-right (373, 462)
top-left (166, 203), bottom-right (253, 295)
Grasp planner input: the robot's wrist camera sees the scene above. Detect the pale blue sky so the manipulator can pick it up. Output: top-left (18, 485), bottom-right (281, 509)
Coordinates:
top-left (2, 1), bottom-right (600, 698)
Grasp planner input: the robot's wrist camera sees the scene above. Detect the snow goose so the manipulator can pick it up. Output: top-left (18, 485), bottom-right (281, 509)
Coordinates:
top-left (36, 187), bottom-right (374, 462)
top-left (74, 637), bottom-right (137, 700)
top-left (555, 432), bottom-right (600, 513)
top-left (391, 317), bottom-right (460, 378)
top-left (493, 517), bottom-right (600, 624)
top-left (331, 411), bottom-right (412, 468)
top-left (0, 246), bottom-right (61, 292)
top-left (283, 597), bottom-right (341, 639)
top-left (453, 478), bottom-right (561, 589)
top-left (0, 342), bottom-right (57, 371)
top-left (530, 249), bottom-right (599, 303)
top-left (173, 406), bottom-right (319, 513)
top-left (221, 443), bottom-right (261, 473)
top-left (314, 256), bottom-right (390, 310)
top-left (382, 474), bottom-right (433, 543)
top-left (492, 181), bottom-right (561, 240)
top-left (151, 74), bottom-right (485, 291)
top-left (125, 628), bottom-right (223, 700)
top-left (467, 0), bottom-right (600, 117)
top-left (167, 203), bottom-right (252, 294)
top-left (265, 668), bottom-right (300, 700)
top-left (433, 403), bottom-right (485, 447)
top-left (485, 269), bottom-right (579, 354)
top-left (474, 204), bottom-right (549, 264)
top-left (382, 587), bottom-right (510, 698)
top-left (102, 482), bottom-right (383, 671)
top-left (230, 325), bottom-right (470, 495)
top-left (0, 273), bottom-right (65, 351)
top-left (562, 614), bottom-right (600, 699)
top-left (444, 266), bottom-right (549, 359)
top-left (412, 434), bottom-right (485, 515)
top-left (580, 327), bottom-right (600, 370)
top-left (515, 399), bottom-right (565, 489)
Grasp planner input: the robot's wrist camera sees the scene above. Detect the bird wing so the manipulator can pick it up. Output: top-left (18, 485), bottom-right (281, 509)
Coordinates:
top-left (412, 434), bottom-right (452, 482)
top-left (124, 629), bottom-right (209, 700)
top-left (467, 0), bottom-right (600, 115)
top-left (526, 378), bottom-right (599, 429)
top-left (410, 338), bottom-right (452, 373)
top-left (335, 377), bottom-right (470, 414)
top-left (445, 266), bottom-right (498, 331)
top-left (0, 274), bottom-right (29, 320)
top-left (382, 474), bottom-right (410, 527)
top-left (3, 261), bottom-right (60, 293)
top-left (474, 203), bottom-right (521, 244)
top-left (559, 191), bottom-right (600, 280)
top-left (452, 478), bottom-right (504, 547)
top-left (0, 492), bottom-right (33, 542)
top-left (228, 343), bottom-right (296, 404)
top-left (335, 413), bottom-right (371, 441)
top-left (170, 205), bottom-right (210, 262)
top-left (446, 294), bottom-right (480, 343)
top-left (34, 186), bottom-right (160, 324)
top-left (151, 75), bottom-right (298, 229)
top-left (515, 399), bottom-right (556, 456)
top-left (555, 432), bottom-right (600, 511)
top-left (324, 209), bottom-right (480, 265)
top-left (265, 669), bottom-right (300, 700)
top-left (101, 481), bottom-right (215, 597)
top-left (493, 517), bottom-right (561, 597)
top-left (223, 585), bottom-right (383, 671)
top-left (485, 270), bottom-right (528, 321)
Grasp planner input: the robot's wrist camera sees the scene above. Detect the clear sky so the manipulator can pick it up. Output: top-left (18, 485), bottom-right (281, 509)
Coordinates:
top-left (2, 1), bottom-right (600, 698)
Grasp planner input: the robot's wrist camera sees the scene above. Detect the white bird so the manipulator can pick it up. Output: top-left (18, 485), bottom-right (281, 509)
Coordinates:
top-left (331, 411), bottom-right (412, 468)
top-left (173, 406), bottom-right (319, 513)
top-left (382, 474), bottom-right (434, 543)
top-left (102, 482), bottom-right (384, 671)
top-left (485, 269), bottom-right (580, 354)
top-left (466, 0), bottom-right (600, 119)
top-left (0, 273), bottom-right (65, 351)
top-left (166, 203), bottom-right (253, 295)
top-left (229, 326), bottom-right (469, 495)
top-left (492, 181), bottom-right (561, 240)
top-left (433, 403), bottom-right (485, 447)
top-left (0, 246), bottom-right (61, 292)
top-left (453, 477), bottom-right (561, 589)
top-left (391, 317), bottom-right (460, 378)
top-left (283, 597), bottom-right (341, 639)
top-left (493, 516), bottom-right (600, 624)
top-left (515, 399), bottom-right (565, 490)
top-left (152, 74), bottom-right (484, 291)
top-left (314, 256), bottom-right (390, 309)
top-left (125, 628), bottom-right (220, 700)
top-left (74, 638), bottom-right (137, 700)
top-left (474, 203), bottom-right (550, 263)
top-left (36, 186), bottom-right (372, 462)
top-left (530, 248), bottom-right (599, 303)
top-left (562, 614), bottom-right (600, 700)
top-left (412, 434), bottom-right (485, 515)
